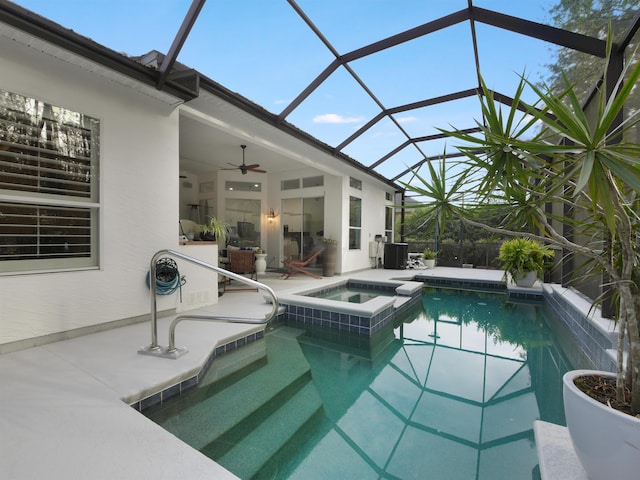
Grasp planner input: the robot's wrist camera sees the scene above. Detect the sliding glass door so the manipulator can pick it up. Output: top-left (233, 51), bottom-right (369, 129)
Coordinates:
top-left (281, 197), bottom-right (324, 261)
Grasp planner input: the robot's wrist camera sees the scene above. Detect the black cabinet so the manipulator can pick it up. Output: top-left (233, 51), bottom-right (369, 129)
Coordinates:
top-left (384, 243), bottom-right (408, 269)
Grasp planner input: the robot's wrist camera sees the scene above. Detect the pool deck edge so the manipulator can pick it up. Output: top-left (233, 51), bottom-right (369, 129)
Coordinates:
top-left (534, 421), bottom-right (587, 479)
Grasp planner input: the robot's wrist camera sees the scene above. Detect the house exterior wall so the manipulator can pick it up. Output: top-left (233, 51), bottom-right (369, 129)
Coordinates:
top-left (0, 19), bottom-right (396, 351)
top-left (341, 175), bottom-right (392, 273)
top-left (267, 166), bottom-right (340, 271)
top-left (260, 166), bottom-right (393, 275)
top-left (0, 33), bottom-right (215, 351)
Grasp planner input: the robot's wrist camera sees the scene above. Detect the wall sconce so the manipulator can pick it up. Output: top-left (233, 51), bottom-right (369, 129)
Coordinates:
top-left (266, 208), bottom-right (278, 222)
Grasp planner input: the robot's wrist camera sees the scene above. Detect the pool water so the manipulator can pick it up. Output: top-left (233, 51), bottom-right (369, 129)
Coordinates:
top-left (313, 286), bottom-right (394, 303)
top-left (305, 282), bottom-right (396, 304)
top-left (145, 288), bottom-right (580, 479)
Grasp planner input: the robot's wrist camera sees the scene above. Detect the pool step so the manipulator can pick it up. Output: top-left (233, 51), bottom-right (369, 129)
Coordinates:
top-left (210, 380), bottom-right (324, 479)
top-left (199, 338), bottom-right (268, 389)
top-left (148, 329), bottom-right (319, 453)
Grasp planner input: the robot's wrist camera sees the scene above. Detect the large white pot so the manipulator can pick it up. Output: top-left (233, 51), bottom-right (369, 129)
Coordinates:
top-left (513, 270), bottom-right (537, 287)
top-left (255, 253), bottom-right (267, 274)
top-left (563, 369), bottom-right (640, 480)
top-left (424, 258), bottom-right (435, 269)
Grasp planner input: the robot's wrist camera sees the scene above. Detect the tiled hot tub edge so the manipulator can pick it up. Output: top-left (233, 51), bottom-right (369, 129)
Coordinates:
top-left (280, 279), bottom-right (423, 336)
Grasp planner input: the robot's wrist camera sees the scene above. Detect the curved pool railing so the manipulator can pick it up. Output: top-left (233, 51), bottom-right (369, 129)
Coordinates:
top-left (139, 249), bottom-right (279, 359)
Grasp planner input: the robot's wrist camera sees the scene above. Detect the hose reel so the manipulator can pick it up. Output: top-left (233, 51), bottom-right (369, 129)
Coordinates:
top-left (146, 257), bottom-right (186, 300)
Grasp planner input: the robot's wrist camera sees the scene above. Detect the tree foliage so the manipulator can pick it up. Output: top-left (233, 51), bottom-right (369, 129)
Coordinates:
top-left (544, 0), bottom-right (640, 101)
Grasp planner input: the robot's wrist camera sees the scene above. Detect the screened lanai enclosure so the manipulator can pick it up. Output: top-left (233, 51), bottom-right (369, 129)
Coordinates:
top-left (3, 0), bottom-right (640, 302)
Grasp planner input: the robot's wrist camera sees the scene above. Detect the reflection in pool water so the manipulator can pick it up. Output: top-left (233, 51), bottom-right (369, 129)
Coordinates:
top-left (145, 288), bottom-right (583, 479)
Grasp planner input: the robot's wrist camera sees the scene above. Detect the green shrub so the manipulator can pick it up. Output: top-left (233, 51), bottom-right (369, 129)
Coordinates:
top-left (423, 248), bottom-right (437, 259)
top-left (498, 238), bottom-right (553, 277)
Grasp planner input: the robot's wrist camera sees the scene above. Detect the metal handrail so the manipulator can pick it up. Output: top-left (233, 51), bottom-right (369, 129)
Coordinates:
top-left (139, 248), bottom-right (279, 359)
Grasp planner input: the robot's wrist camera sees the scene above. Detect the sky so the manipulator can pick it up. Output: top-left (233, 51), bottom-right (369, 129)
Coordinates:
top-left (12, 0), bottom-right (565, 184)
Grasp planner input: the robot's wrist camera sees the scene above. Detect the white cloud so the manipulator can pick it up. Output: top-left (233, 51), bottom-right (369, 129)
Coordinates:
top-left (371, 131), bottom-right (398, 139)
top-left (397, 116), bottom-right (419, 123)
top-left (313, 113), bottom-right (365, 124)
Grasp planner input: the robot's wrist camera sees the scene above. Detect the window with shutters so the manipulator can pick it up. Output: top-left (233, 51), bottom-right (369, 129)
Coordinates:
top-left (0, 89), bottom-right (100, 273)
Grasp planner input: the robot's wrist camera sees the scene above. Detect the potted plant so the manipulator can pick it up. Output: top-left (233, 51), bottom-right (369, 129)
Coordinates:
top-left (200, 216), bottom-right (228, 245)
top-left (422, 248), bottom-right (437, 269)
top-left (562, 369), bottom-right (639, 479)
top-left (498, 237), bottom-right (553, 287)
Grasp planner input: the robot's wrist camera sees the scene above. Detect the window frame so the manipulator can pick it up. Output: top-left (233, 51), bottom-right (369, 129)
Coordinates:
top-left (0, 88), bottom-right (100, 274)
top-left (349, 195), bottom-right (361, 250)
top-left (385, 204), bottom-right (394, 242)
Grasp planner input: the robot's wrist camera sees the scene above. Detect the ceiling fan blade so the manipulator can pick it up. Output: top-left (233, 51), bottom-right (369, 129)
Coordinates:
top-left (221, 166), bottom-right (240, 170)
top-left (244, 163), bottom-right (260, 169)
top-left (248, 168), bottom-right (267, 173)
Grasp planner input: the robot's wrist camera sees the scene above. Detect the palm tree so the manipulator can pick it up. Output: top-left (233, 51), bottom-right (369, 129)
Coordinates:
top-left (404, 37), bottom-right (640, 414)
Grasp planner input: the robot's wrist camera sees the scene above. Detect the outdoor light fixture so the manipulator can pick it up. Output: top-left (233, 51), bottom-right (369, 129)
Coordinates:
top-left (266, 208), bottom-right (278, 222)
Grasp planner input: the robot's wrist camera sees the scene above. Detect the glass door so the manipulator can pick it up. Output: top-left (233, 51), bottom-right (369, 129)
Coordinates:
top-left (282, 198), bottom-right (301, 261)
top-left (281, 197), bottom-right (324, 261)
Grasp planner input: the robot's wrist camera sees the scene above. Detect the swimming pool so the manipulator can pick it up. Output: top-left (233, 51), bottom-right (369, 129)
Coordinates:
top-left (144, 287), bottom-right (583, 479)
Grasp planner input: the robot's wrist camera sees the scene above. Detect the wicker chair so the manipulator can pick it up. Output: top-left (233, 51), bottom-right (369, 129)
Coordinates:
top-left (224, 249), bottom-right (258, 291)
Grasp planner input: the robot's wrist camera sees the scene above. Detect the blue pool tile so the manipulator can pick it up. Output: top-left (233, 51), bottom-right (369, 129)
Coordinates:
top-left (140, 392), bottom-right (162, 410)
top-left (181, 376), bottom-right (198, 392)
top-left (163, 383), bottom-right (181, 401)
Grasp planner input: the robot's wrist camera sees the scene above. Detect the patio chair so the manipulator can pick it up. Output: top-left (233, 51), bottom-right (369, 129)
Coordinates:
top-left (281, 246), bottom-right (326, 279)
top-left (224, 249), bottom-right (258, 291)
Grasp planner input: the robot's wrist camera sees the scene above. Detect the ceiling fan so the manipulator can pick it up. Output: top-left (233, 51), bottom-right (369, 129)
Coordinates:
top-left (222, 144), bottom-right (266, 175)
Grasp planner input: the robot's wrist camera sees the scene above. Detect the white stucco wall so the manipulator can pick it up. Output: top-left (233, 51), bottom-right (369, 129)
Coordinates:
top-left (0, 21), bottom-right (397, 349)
top-left (341, 175), bottom-right (392, 273)
top-left (266, 166), bottom-right (392, 275)
top-left (0, 33), bottom-right (209, 348)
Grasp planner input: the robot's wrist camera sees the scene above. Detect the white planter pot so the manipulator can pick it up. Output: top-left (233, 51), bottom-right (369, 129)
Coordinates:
top-left (513, 270), bottom-right (537, 287)
top-left (563, 370), bottom-right (640, 480)
top-left (255, 254), bottom-right (267, 274)
top-left (424, 258), bottom-right (435, 269)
